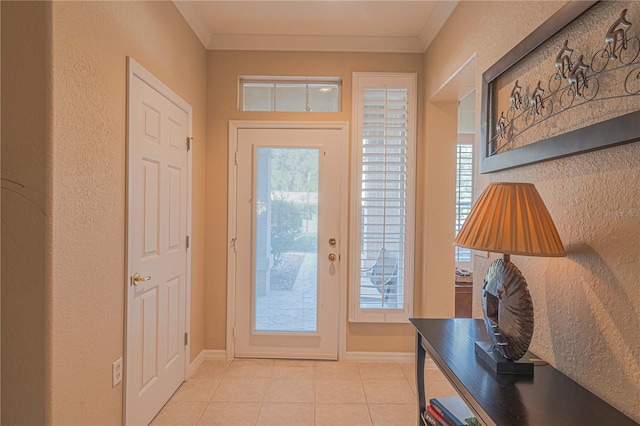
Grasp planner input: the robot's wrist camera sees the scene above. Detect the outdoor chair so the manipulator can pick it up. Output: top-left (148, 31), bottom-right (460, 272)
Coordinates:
top-left (361, 248), bottom-right (398, 307)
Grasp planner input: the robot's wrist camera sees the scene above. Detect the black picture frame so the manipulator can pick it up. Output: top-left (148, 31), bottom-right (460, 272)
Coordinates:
top-left (480, 0), bottom-right (640, 173)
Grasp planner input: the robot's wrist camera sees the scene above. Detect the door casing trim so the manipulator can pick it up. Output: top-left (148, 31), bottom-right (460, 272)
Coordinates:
top-left (124, 57), bottom-right (193, 424)
top-left (227, 120), bottom-right (349, 361)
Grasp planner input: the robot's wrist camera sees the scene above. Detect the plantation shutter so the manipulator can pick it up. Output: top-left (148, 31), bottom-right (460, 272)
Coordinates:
top-left (359, 87), bottom-right (408, 309)
top-left (455, 144), bottom-right (473, 262)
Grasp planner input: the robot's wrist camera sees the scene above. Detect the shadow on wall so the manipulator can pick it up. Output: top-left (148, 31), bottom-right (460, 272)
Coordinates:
top-left (546, 243), bottom-right (640, 414)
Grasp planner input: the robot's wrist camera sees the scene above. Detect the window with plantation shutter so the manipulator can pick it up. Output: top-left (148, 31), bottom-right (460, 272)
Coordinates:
top-left (350, 73), bottom-right (416, 323)
top-left (455, 143), bottom-right (473, 263)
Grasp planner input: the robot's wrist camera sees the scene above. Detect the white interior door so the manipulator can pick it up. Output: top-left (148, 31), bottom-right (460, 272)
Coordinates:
top-left (125, 59), bottom-right (191, 426)
top-left (232, 125), bottom-right (346, 359)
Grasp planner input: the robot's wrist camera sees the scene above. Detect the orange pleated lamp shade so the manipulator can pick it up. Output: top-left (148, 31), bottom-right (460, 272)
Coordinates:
top-left (454, 182), bottom-right (566, 257)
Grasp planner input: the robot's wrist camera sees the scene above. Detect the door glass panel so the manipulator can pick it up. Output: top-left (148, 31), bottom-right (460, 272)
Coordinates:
top-left (254, 148), bottom-right (319, 333)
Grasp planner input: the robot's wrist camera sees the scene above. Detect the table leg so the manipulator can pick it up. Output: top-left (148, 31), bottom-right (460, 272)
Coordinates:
top-left (416, 331), bottom-right (426, 426)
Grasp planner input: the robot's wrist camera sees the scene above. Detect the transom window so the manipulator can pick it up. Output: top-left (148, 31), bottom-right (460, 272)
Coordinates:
top-left (240, 77), bottom-right (341, 112)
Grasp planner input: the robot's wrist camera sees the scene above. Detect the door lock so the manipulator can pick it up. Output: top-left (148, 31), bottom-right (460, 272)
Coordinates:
top-left (329, 238), bottom-right (337, 246)
top-left (328, 253), bottom-right (337, 261)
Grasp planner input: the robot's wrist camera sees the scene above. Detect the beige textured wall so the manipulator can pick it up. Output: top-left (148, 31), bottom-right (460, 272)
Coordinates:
top-left (2, 1), bottom-right (206, 424)
top-left (206, 51), bottom-right (427, 353)
top-left (421, 99), bottom-right (457, 319)
top-left (49, 2), bottom-right (207, 422)
top-left (426, 1), bottom-right (639, 421)
top-left (1, 2), bottom-right (51, 424)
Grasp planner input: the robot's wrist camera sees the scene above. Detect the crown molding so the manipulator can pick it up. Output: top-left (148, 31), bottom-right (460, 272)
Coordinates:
top-left (208, 34), bottom-right (425, 53)
top-left (173, 1), bottom-right (210, 48)
top-left (174, 0), bottom-right (459, 53)
top-left (418, 1), bottom-right (459, 51)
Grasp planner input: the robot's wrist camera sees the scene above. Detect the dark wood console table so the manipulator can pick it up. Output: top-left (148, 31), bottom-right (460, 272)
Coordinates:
top-left (410, 318), bottom-right (637, 426)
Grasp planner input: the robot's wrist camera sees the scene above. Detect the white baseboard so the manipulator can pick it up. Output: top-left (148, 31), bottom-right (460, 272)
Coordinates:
top-left (189, 350), bottom-right (205, 377)
top-left (344, 351), bottom-right (436, 368)
top-left (344, 351), bottom-right (414, 363)
top-left (189, 349), bottom-right (228, 377)
top-left (202, 349), bottom-right (228, 360)
top-left (192, 349), bottom-right (436, 369)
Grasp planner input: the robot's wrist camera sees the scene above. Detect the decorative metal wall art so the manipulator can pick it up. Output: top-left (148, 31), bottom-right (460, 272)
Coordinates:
top-left (481, 1), bottom-right (640, 173)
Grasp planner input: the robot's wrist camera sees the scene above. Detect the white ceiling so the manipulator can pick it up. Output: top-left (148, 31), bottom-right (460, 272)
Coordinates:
top-left (173, 1), bottom-right (459, 53)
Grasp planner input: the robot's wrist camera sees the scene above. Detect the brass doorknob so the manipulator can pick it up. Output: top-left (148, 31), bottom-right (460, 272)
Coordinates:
top-left (329, 238), bottom-right (337, 246)
top-left (328, 253), bottom-right (337, 261)
top-left (132, 273), bottom-right (151, 286)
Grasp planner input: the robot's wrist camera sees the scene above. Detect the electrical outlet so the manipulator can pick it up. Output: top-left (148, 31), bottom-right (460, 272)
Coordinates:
top-left (112, 357), bottom-right (123, 387)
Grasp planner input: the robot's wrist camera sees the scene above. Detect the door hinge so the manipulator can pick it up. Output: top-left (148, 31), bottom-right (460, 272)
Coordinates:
top-left (234, 151), bottom-right (238, 165)
top-left (186, 235), bottom-right (190, 249)
top-left (184, 332), bottom-right (189, 346)
top-left (233, 326), bottom-right (236, 339)
top-left (231, 237), bottom-right (237, 253)
top-left (187, 137), bottom-right (193, 151)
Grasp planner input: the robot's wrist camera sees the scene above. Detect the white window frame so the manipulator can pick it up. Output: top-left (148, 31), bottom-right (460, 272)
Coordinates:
top-left (349, 72), bottom-right (417, 323)
top-left (239, 76), bottom-right (342, 112)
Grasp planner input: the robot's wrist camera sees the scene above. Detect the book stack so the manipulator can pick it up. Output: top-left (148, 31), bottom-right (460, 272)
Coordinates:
top-left (423, 395), bottom-right (479, 426)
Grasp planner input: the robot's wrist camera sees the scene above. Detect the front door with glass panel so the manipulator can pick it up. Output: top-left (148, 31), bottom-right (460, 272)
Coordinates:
top-left (234, 127), bottom-right (343, 359)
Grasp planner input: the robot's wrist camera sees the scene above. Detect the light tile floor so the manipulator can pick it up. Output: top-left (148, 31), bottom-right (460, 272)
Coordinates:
top-left (151, 358), bottom-right (458, 426)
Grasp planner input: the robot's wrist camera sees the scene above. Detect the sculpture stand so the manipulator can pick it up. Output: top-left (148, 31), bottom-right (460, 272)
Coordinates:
top-left (474, 341), bottom-right (534, 375)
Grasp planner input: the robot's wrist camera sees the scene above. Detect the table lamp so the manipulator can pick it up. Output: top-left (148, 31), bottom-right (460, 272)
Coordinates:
top-left (453, 182), bottom-right (565, 374)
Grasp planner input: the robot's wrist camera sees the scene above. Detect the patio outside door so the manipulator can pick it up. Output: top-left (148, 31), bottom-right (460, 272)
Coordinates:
top-left (232, 125), bottom-right (346, 359)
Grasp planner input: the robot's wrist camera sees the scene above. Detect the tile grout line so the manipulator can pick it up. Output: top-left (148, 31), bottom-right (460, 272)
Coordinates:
top-left (359, 363), bottom-right (378, 425)
top-left (256, 361), bottom-right (274, 425)
top-left (162, 359), bottom-right (425, 425)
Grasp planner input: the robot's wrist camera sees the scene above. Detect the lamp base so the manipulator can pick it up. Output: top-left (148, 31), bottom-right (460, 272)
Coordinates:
top-left (481, 257), bottom-right (534, 360)
top-left (474, 341), bottom-right (534, 375)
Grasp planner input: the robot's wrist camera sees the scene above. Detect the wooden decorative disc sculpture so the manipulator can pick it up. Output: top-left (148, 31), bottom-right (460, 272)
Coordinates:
top-left (482, 257), bottom-right (534, 361)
